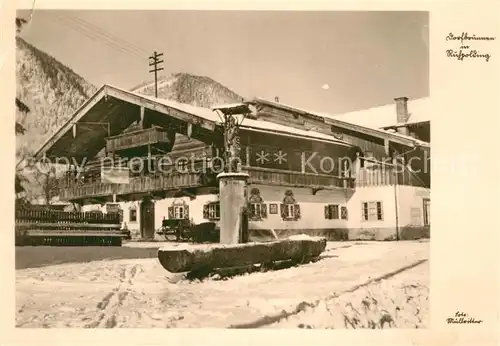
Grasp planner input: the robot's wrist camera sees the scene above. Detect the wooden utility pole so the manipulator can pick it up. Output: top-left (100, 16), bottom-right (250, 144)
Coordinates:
top-left (149, 51), bottom-right (164, 98)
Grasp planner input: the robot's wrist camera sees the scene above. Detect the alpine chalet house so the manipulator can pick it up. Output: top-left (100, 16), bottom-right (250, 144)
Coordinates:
top-left (34, 85), bottom-right (430, 241)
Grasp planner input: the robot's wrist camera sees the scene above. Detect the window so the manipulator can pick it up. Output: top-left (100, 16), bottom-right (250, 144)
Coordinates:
top-left (423, 198), bottom-right (430, 225)
top-left (209, 203), bottom-right (220, 220)
top-left (269, 203), bottom-right (278, 214)
top-left (247, 188), bottom-right (267, 221)
top-left (250, 203), bottom-right (262, 218)
top-left (203, 202), bottom-right (220, 220)
top-left (168, 200), bottom-right (190, 220)
top-left (280, 190), bottom-right (300, 221)
top-left (174, 205), bottom-right (185, 219)
top-left (325, 205), bottom-right (348, 220)
top-left (362, 201), bottom-right (383, 221)
top-left (284, 204), bottom-right (295, 219)
top-left (129, 208), bottom-right (137, 222)
top-left (324, 204), bottom-right (340, 219)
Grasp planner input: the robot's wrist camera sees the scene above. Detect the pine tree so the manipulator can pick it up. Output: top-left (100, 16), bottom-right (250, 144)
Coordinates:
top-left (15, 17), bottom-right (30, 201)
top-left (15, 18), bottom-right (30, 136)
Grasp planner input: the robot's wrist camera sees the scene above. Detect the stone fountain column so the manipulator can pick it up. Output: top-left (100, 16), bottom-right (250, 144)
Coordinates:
top-left (217, 172), bottom-right (249, 244)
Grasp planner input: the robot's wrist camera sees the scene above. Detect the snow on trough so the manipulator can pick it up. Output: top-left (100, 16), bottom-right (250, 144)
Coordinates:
top-left (287, 234), bottom-right (324, 241)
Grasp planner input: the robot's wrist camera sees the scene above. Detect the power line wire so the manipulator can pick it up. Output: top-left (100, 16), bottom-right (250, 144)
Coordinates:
top-left (61, 14), bottom-right (150, 56)
top-left (50, 15), bottom-right (147, 61)
top-left (54, 15), bottom-right (146, 60)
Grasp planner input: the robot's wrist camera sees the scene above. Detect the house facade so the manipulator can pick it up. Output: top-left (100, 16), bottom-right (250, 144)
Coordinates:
top-left (33, 85), bottom-right (430, 241)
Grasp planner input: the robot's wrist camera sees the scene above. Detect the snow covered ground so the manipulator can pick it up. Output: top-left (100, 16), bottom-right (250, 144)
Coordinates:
top-left (16, 240), bottom-right (429, 328)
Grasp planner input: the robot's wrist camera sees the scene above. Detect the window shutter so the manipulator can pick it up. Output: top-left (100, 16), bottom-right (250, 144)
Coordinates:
top-left (246, 202), bottom-right (253, 218)
top-left (261, 203), bottom-right (267, 218)
top-left (324, 205), bottom-right (330, 219)
top-left (341, 206), bottom-right (348, 220)
top-left (294, 204), bottom-right (301, 220)
top-left (184, 205), bottom-right (190, 219)
top-left (215, 203), bottom-right (221, 219)
top-left (280, 203), bottom-right (286, 218)
top-left (203, 204), bottom-right (209, 219)
top-left (168, 206), bottom-right (174, 219)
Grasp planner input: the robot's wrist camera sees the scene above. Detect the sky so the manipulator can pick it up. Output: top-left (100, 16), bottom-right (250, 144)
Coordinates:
top-left (18, 10), bottom-right (429, 115)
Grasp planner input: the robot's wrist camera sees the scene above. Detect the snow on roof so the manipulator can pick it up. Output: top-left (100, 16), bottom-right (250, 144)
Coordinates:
top-left (240, 118), bottom-right (352, 147)
top-left (251, 97), bottom-right (430, 147)
top-left (211, 103), bottom-right (248, 110)
top-left (331, 97), bottom-right (430, 128)
top-left (114, 87), bottom-right (354, 146)
top-left (253, 96), bottom-right (430, 129)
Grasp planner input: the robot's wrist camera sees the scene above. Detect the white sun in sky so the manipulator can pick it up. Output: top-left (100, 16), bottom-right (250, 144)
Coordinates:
top-left (322, 84), bottom-right (330, 90)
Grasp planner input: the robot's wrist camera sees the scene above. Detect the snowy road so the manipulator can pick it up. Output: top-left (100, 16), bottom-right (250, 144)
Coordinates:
top-left (16, 240), bottom-right (429, 328)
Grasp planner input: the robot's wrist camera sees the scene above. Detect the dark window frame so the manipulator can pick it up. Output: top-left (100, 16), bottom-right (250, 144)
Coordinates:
top-left (362, 201), bottom-right (383, 221)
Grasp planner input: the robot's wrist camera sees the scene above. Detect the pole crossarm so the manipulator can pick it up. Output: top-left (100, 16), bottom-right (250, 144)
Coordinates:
top-left (149, 51), bottom-right (164, 98)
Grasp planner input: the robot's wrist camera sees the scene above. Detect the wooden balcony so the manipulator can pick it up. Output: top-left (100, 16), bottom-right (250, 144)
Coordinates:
top-left (244, 166), bottom-right (354, 189)
top-left (105, 126), bottom-right (174, 152)
top-left (60, 173), bottom-right (204, 201)
top-left (356, 167), bottom-right (428, 188)
top-left (60, 161), bottom-right (428, 201)
top-left (243, 166), bottom-right (427, 189)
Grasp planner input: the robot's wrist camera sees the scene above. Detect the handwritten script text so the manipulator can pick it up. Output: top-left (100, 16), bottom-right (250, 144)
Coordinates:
top-left (445, 32), bottom-right (495, 62)
top-left (446, 311), bottom-right (483, 324)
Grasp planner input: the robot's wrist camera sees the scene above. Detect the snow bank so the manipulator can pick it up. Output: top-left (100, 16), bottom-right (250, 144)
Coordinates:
top-left (267, 266), bottom-right (429, 329)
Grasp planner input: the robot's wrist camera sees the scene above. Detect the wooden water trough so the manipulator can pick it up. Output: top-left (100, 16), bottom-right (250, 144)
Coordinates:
top-left (157, 237), bottom-right (327, 274)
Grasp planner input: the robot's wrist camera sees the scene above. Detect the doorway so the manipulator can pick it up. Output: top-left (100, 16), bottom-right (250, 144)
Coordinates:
top-left (140, 197), bottom-right (155, 239)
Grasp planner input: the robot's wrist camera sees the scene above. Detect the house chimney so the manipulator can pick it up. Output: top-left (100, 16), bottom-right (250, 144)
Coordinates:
top-left (394, 97), bottom-right (409, 123)
top-left (394, 96), bottom-right (409, 135)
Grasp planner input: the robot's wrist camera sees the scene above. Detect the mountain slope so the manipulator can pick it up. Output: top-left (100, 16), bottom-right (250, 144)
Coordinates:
top-left (131, 73), bottom-right (243, 107)
top-left (16, 36), bottom-right (97, 155)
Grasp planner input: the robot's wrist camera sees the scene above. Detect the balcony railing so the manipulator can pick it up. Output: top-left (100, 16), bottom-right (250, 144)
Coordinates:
top-left (105, 126), bottom-right (173, 152)
top-left (60, 162), bottom-right (428, 201)
top-left (244, 166), bottom-right (354, 189)
top-left (243, 166), bottom-right (427, 189)
top-left (60, 173), bottom-right (204, 200)
top-left (356, 167), bottom-right (428, 188)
